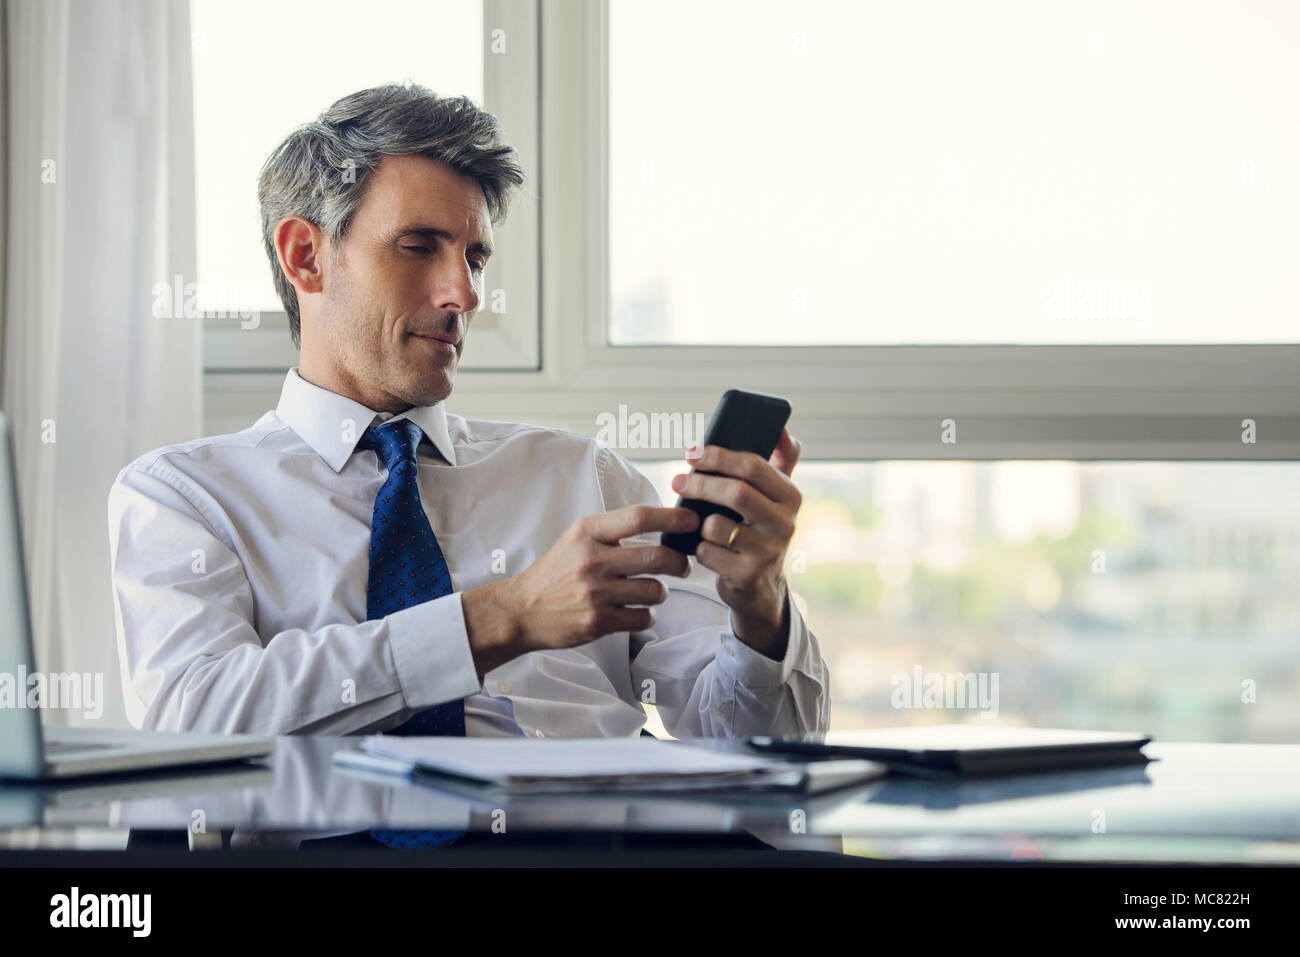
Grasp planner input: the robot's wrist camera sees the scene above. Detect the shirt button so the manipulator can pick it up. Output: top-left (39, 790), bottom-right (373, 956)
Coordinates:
top-left (534, 729), bottom-right (545, 738)
top-left (497, 683), bottom-right (512, 695)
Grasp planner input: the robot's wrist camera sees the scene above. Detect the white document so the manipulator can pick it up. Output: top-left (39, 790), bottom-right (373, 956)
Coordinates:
top-left (355, 736), bottom-right (806, 792)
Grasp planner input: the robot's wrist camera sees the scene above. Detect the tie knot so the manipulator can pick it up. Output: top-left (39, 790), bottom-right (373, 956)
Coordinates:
top-left (358, 419), bottom-right (423, 470)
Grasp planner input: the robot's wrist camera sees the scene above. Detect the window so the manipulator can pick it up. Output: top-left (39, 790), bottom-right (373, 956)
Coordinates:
top-left (507, 0), bottom-right (1300, 462)
top-left (197, 0), bottom-right (1300, 455)
top-left (610, 0), bottom-right (1300, 346)
top-left (193, 0), bottom-right (539, 394)
top-left (184, 1), bottom-right (1299, 743)
top-left (637, 458), bottom-right (1300, 741)
top-left (193, 0), bottom-right (485, 318)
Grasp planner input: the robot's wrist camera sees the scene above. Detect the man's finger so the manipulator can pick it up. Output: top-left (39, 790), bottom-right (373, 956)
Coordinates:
top-left (673, 471), bottom-right (786, 531)
top-left (600, 543), bottom-right (690, 579)
top-left (686, 442), bottom-right (800, 506)
top-left (769, 428), bottom-right (802, 479)
top-left (583, 505), bottom-right (699, 545)
top-left (593, 575), bottom-right (671, 606)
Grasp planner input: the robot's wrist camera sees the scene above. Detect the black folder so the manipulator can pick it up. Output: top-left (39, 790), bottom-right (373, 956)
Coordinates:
top-left (749, 725), bottom-right (1152, 777)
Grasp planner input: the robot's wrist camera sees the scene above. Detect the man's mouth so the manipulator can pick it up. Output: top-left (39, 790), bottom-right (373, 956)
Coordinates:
top-left (411, 332), bottom-right (459, 346)
top-left (410, 332), bottom-right (459, 357)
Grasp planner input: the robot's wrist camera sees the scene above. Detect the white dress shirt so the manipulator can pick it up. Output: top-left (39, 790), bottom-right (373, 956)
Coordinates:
top-left (107, 369), bottom-right (830, 739)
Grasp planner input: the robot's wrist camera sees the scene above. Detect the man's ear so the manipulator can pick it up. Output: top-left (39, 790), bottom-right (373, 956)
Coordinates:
top-left (274, 215), bottom-right (328, 300)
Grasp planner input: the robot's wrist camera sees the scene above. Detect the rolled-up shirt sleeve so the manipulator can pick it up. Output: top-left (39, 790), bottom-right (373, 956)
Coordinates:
top-left (595, 445), bottom-right (831, 739)
top-left (107, 462), bottom-right (480, 736)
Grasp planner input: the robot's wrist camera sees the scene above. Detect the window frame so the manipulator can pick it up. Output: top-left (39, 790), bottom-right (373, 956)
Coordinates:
top-left (208, 0), bottom-right (1300, 461)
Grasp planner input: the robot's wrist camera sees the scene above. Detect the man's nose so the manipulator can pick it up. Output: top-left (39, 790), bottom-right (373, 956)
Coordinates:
top-left (435, 259), bottom-right (480, 317)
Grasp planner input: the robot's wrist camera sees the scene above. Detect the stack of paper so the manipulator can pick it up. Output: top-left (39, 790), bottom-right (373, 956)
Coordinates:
top-left (352, 736), bottom-right (809, 793)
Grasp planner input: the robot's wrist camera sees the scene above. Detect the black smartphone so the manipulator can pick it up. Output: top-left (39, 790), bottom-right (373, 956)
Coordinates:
top-left (660, 389), bottom-right (792, 555)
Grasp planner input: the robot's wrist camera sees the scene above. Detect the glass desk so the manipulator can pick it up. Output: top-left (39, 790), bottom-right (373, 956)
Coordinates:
top-left (2, 738), bottom-right (1297, 863)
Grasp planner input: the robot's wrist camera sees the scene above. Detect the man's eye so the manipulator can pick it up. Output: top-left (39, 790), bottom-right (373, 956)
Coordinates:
top-left (401, 245), bottom-right (430, 254)
top-left (470, 260), bottom-right (486, 272)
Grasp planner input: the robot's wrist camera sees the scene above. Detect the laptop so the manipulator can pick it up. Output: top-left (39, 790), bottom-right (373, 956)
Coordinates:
top-left (0, 412), bottom-right (273, 780)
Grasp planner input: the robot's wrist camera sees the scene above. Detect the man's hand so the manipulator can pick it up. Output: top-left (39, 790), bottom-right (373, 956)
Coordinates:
top-left (461, 506), bottom-right (698, 678)
top-left (671, 428), bottom-right (803, 660)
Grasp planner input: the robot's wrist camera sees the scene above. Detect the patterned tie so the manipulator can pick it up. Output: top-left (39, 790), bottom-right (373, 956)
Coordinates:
top-left (359, 418), bottom-right (464, 849)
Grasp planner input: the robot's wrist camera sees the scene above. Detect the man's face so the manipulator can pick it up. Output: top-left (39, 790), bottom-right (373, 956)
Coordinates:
top-left (311, 154), bottom-right (493, 411)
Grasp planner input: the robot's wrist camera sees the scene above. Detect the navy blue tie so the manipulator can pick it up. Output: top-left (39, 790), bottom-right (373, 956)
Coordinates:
top-left (359, 418), bottom-right (464, 848)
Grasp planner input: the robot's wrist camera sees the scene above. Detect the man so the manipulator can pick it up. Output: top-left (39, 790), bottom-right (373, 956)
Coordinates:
top-left (108, 83), bottom-right (829, 743)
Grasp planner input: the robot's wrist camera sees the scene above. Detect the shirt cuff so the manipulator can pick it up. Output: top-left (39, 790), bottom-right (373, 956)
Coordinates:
top-left (385, 591), bottom-right (481, 709)
top-left (716, 589), bottom-right (803, 691)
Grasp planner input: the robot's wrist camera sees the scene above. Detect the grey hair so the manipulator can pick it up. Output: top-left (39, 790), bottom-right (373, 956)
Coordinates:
top-left (257, 82), bottom-right (525, 347)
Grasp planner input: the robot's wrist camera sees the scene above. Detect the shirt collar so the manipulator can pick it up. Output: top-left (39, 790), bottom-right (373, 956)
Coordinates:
top-left (275, 368), bottom-right (457, 472)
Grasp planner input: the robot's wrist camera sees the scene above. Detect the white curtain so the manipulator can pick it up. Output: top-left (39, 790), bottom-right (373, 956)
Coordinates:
top-left (3, 0), bottom-right (201, 727)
